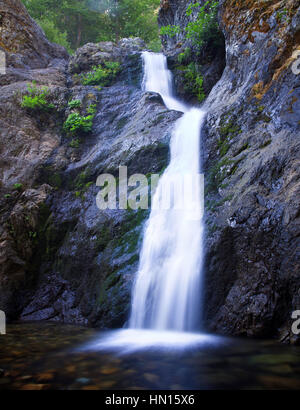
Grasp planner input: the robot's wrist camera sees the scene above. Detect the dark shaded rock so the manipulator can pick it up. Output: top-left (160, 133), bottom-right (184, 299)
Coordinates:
top-left (201, 0), bottom-right (300, 343)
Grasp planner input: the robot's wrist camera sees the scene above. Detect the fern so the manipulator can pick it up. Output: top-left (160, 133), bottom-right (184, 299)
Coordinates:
top-left (21, 82), bottom-right (54, 111)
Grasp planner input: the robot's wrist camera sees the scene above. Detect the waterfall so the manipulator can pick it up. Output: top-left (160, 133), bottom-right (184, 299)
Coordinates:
top-left (129, 52), bottom-right (206, 332)
top-left (80, 52), bottom-right (217, 352)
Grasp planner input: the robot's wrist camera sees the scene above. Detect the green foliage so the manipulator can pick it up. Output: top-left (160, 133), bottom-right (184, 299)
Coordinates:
top-left (96, 0), bottom-right (161, 45)
top-left (75, 172), bottom-right (87, 189)
top-left (233, 143), bottom-right (249, 157)
top-left (69, 138), bottom-right (80, 148)
top-left (178, 47), bottom-right (191, 65)
top-left (160, 1), bottom-right (221, 51)
top-left (13, 183), bottom-right (23, 191)
top-left (113, 208), bottom-right (149, 254)
top-left (206, 154), bottom-right (245, 193)
top-left (219, 120), bottom-right (241, 140)
top-left (72, 170), bottom-right (94, 199)
top-left (21, 83), bottom-right (54, 111)
top-left (182, 63), bottom-right (205, 103)
top-left (217, 140), bottom-right (230, 157)
top-left (36, 17), bottom-right (72, 53)
top-left (177, 48), bottom-right (206, 103)
top-left (147, 38), bottom-right (162, 52)
top-left (86, 104), bottom-right (97, 115)
top-left (29, 231), bottom-right (37, 239)
top-left (185, 1), bottom-right (220, 50)
top-left (205, 157), bottom-right (233, 193)
top-left (277, 8), bottom-right (290, 23)
top-left (217, 117), bottom-right (242, 157)
top-left (81, 62), bottom-right (121, 87)
top-left (160, 25), bottom-right (181, 38)
top-left (64, 96), bottom-right (97, 135)
top-left (260, 139), bottom-right (272, 149)
top-left (68, 99), bottom-right (81, 109)
top-left (22, 0), bottom-right (161, 52)
top-left (63, 112), bottom-right (94, 134)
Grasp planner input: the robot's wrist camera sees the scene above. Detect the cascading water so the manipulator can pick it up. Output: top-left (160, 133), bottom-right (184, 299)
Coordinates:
top-left (129, 52), bottom-right (206, 332)
top-left (81, 52), bottom-right (217, 352)
top-left (141, 52), bottom-right (187, 113)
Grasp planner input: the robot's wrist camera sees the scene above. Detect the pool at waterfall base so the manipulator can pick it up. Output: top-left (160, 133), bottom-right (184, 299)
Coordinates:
top-left (0, 323), bottom-right (300, 390)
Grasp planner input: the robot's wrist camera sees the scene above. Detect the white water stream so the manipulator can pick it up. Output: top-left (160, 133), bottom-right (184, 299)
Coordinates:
top-left (81, 52), bottom-right (217, 352)
top-left (129, 52), bottom-right (206, 332)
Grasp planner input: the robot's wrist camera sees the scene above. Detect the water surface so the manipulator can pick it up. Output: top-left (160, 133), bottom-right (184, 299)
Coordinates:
top-left (0, 323), bottom-right (300, 390)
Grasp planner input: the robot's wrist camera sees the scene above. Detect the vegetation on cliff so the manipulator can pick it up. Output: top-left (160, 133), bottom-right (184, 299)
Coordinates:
top-left (160, 1), bottom-right (224, 103)
top-left (21, 83), bottom-right (55, 111)
top-left (160, 0), bottom-right (221, 50)
top-left (81, 61), bottom-right (121, 86)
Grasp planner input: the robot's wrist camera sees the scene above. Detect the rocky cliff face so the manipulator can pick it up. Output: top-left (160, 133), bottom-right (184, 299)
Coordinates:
top-left (0, 0), bottom-right (181, 326)
top-left (159, 0), bottom-right (300, 343)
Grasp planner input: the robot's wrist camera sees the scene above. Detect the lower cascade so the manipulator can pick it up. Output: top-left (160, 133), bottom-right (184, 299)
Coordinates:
top-left (129, 52), bottom-right (206, 332)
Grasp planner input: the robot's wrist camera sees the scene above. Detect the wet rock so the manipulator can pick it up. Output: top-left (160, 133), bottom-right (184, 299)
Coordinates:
top-left (0, 0), bottom-right (181, 327)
